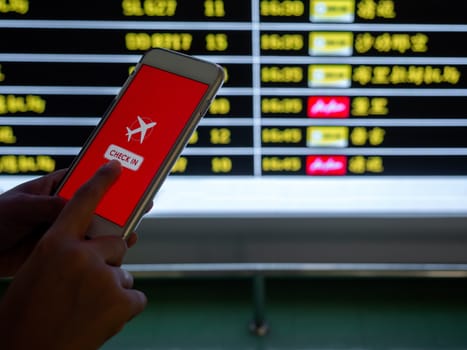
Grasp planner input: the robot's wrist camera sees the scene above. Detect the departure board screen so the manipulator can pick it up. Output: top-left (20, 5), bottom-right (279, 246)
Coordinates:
top-left (1, 0), bottom-right (467, 217)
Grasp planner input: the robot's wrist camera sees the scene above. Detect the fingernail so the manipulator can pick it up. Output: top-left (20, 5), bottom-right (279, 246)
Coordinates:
top-left (138, 290), bottom-right (148, 306)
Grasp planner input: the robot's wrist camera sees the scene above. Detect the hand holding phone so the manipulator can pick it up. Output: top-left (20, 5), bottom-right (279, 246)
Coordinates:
top-left (56, 48), bottom-right (225, 238)
top-left (0, 160), bottom-right (146, 350)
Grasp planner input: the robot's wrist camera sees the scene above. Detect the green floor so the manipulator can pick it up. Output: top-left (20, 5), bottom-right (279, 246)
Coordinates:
top-left (2, 277), bottom-right (467, 349)
top-left (100, 277), bottom-right (467, 350)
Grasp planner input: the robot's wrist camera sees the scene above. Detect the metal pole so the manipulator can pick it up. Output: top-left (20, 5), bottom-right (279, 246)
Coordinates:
top-left (249, 274), bottom-right (269, 336)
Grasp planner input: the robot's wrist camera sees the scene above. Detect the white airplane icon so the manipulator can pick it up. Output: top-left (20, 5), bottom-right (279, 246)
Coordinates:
top-left (126, 116), bottom-right (157, 144)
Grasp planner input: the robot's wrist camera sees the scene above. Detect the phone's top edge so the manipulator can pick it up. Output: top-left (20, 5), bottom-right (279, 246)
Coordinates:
top-left (138, 48), bottom-right (225, 86)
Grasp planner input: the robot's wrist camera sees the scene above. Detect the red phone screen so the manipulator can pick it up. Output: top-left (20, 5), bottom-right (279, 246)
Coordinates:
top-left (58, 64), bottom-right (209, 226)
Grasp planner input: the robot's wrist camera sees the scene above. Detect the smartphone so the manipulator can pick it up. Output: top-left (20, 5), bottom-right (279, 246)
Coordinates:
top-left (56, 48), bottom-right (225, 239)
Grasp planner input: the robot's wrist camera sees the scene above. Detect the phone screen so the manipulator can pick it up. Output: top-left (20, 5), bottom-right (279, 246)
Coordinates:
top-left (58, 64), bottom-right (209, 226)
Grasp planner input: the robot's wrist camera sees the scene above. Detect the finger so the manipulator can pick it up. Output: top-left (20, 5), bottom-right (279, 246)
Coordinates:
top-left (126, 233), bottom-right (138, 248)
top-left (144, 201), bottom-right (154, 214)
top-left (4, 194), bottom-right (66, 233)
top-left (112, 267), bottom-right (134, 289)
top-left (21, 195), bottom-right (66, 224)
top-left (0, 194), bottom-right (67, 245)
top-left (122, 289), bottom-right (147, 320)
top-left (15, 169), bottom-right (68, 195)
top-left (50, 161), bottom-right (121, 239)
top-left (89, 235), bottom-right (127, 266)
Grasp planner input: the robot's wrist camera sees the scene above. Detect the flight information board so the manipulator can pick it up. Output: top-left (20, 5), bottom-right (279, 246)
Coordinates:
top-left (1, 0), bottom-right (467, 182)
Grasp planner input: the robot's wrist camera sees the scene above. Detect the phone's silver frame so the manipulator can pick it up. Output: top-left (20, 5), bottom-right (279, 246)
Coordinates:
top-left (56, 48), bottom-right (225, 239)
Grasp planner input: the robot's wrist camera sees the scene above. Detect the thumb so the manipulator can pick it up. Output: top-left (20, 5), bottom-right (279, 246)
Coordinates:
top-left (50, 161), bottom-right (122, 239)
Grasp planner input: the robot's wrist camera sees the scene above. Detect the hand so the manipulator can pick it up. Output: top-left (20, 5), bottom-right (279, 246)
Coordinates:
top-left (0, 161), bottom-right (147, 350)
top-left (0, 169), bottom-right (67, 276)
